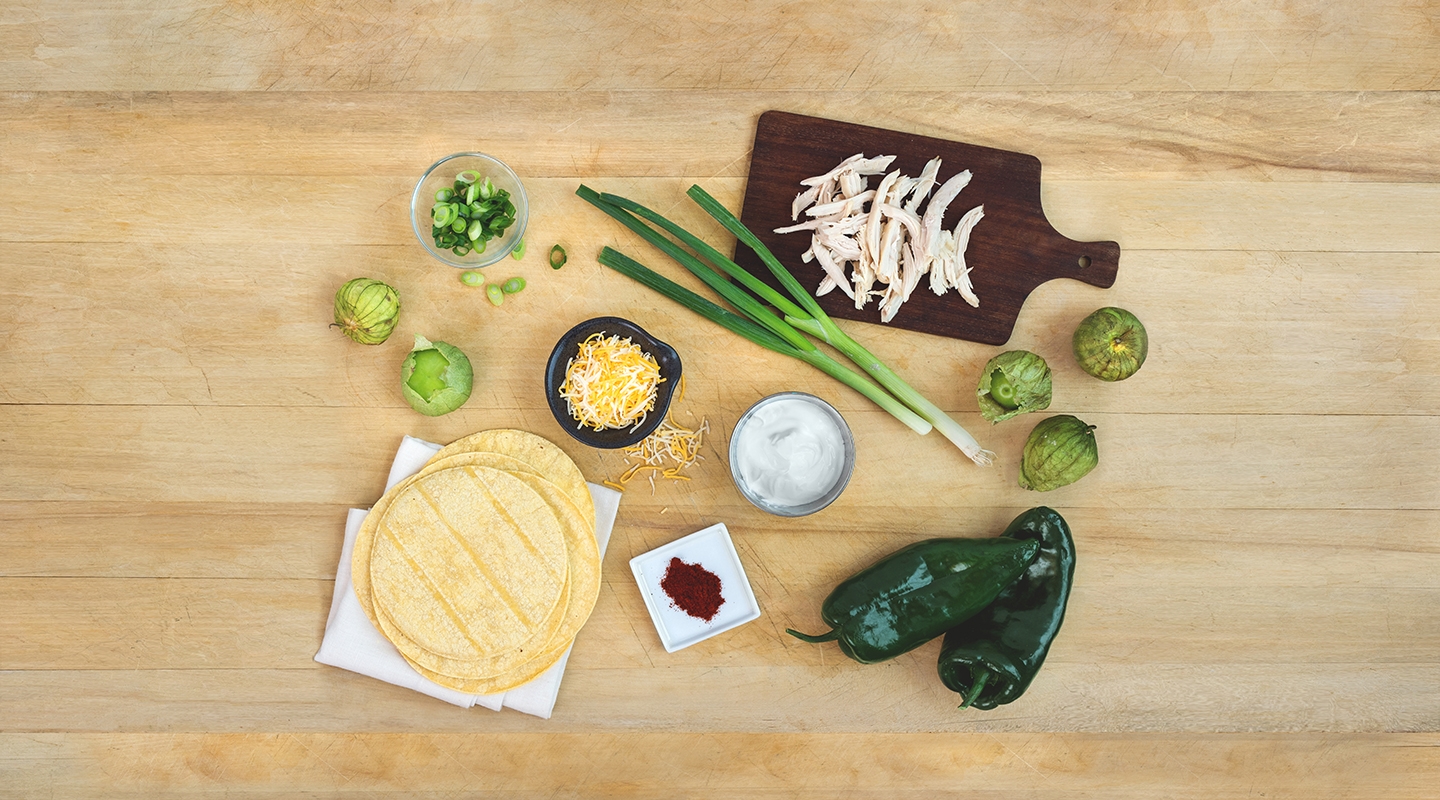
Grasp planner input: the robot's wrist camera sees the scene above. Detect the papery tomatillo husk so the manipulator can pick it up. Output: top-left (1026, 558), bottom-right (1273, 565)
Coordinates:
top-left (401, 334), bottom-right (473, 416)
top-left (976, 350), bottom-right (1052, 424)
top-left (333, 278), bottom-right (400, 345)
top-left (1019, 415), bottom-right (1097, 492)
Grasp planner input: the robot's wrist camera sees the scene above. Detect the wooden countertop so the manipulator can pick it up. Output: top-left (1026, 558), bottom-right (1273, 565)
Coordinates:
top-left (2, 2), bottom-right (1437, 796)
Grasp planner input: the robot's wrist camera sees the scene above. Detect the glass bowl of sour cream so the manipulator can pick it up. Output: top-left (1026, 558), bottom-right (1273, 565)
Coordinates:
top-left (728, 392), bottom-right (856, 517)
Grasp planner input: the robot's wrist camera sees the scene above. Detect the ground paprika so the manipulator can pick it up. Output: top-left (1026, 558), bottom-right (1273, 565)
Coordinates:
top-left (661, 557), bottom-right (725, 621)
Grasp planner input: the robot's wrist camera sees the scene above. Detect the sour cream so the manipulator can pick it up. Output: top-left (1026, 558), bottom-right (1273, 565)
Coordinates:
top-left (731, 394), bottom-right (853, 513)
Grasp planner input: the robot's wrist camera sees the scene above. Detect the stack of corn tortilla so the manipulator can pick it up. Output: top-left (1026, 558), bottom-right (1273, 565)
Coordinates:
top-left (351, 430), bottom-right (601, 693)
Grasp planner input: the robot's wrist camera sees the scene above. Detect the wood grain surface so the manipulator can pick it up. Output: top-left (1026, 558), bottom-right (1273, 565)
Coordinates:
top-left (3, 1), bottom-right (1438, 797)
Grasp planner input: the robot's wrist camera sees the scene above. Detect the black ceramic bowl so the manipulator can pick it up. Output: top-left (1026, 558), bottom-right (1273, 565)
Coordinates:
top-left (544, 316), bottom-right (683, 449)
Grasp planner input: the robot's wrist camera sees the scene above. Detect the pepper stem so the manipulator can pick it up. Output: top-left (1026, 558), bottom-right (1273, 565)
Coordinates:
top-left (785, 627), bottom-right (841, 644)
top-left (959, 670), bottom-right (991, 709)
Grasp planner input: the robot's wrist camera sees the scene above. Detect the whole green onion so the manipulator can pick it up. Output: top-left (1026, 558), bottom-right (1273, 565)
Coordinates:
top-left (578, 184), bottom-right (994, 464)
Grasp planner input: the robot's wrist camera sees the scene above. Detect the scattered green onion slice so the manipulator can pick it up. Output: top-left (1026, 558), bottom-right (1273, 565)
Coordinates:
top-left (501, 277), bottom-right (526, 294)
top-left (510, 238), bottom-right (526, 259)
top-left (460, 271), bottom-right (484, 287)
top-left (548, 244), bottom-right (567, 270)
top-left (486, 284), bottom-right (504, 306)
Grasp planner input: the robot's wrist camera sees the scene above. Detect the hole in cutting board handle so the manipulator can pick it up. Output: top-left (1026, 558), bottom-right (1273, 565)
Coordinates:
top-left (1077, 255), bottom-right (1091, 269)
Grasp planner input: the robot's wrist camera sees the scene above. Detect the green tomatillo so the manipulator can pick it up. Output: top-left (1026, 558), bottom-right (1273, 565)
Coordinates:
top-left (976, 350), bottom-right (1052, 424)
top-left (400, 334), bottom-right (473, 416)
top-left (1073, 307), bottom-right (1148, 381)
top-left (1019, 415), bottom-right (1098, 492)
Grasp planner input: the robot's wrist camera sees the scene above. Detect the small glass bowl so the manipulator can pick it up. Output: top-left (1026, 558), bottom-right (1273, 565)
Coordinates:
top-left (410, 152), bottom-right (529, 269)
top-left (728, 392), bottom-right (856, 517)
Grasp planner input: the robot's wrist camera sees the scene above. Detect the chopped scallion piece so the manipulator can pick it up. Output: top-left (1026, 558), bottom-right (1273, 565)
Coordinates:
top-left (501, 277), bottom-right (526, 294)
top-left (510, 238), bottom-right (526, 259)
top-left (549, 244), bottom-right (567, 269)
top-left (460, 270), bottom-right (484, 287)
top-left (429, 172), bottom-right (517, 258)
top-left (486, 284), bottom-right (504, 306)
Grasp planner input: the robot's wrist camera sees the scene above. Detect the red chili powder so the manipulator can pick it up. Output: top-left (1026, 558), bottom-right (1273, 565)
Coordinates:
top-left (660, 557), bottom-right (725, 621)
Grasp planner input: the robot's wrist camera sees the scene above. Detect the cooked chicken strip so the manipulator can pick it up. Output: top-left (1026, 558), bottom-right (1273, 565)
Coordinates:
top-left (800, 154), bottom-right (866, 187)
top-left (949, 205), bottom-right (984, 307)
top-left (930, 230), bottom-right (958, 295)
top-left (791, 186), bottom-right (819, 220)
top-left (899, 239), bottom-right (928, 302)
top-left (811, 241), bottom-right (856, 300)
top-left (863, 170), bottom-right (900, 274)
top-left (919, 169), bottom-right (972, 262)
top-left (904, 157), bottom-right (942, 213)
top-left (806, 190), bottom-right (876, 218)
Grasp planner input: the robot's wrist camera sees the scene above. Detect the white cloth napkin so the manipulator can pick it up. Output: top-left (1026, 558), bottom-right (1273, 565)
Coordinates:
top-left (315, 435), bottom-right (620, 717)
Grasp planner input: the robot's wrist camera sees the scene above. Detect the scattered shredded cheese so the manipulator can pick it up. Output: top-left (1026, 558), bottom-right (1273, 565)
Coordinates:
top-left (559, 332), bottom-right (664, 432)
top-left (609, 405), bottom-right (710, 494)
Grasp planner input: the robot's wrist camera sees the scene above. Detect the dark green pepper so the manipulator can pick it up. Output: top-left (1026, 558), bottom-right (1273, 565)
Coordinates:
top-left (787, 537), bottom-right (1040, 664)
top-left (938, 506), bottom-right (1076, 709)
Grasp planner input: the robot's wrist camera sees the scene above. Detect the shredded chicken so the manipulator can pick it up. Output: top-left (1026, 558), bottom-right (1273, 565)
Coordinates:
top-left (776, 154), bottom-right (985, 322)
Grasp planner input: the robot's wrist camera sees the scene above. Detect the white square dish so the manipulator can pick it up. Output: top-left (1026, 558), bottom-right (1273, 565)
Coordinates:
top-left (629, 523), bottom-right (762, 653)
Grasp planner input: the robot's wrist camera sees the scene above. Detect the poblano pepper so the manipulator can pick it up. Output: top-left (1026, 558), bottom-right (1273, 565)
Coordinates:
top-left (937, 506), bottom-right (1076, 709)
top-left (787, 537), bottom-right (1040, 664)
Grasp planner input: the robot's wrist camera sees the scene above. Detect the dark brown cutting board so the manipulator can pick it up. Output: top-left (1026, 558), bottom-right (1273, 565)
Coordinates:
top-left (734, 110), bottom-right (1119, 345)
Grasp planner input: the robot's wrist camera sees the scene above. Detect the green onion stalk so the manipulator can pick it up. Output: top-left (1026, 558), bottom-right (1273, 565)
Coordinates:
top-left (577, 184), bottom-right (993, 465)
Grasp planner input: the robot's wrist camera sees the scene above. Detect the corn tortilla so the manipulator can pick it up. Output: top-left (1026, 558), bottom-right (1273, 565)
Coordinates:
top-left (430, 429), bottom-right (594, 527)
top-left (349, 429), bottom-right (603, 693)
top-left (401, 470), bottom-right (601, 694)
top-left (369, 466), bottom-right (568, 661)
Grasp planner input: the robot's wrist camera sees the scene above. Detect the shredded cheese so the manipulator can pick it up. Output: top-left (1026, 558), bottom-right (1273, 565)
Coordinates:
top-left (559, 332), bottom-right (664, 432)
top-left (609, 407), bottom-right (709, 494)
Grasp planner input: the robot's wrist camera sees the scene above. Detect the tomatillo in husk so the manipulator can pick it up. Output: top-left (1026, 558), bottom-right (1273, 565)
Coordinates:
top-left (976, 350), bottom-right (1052, 424)
top-left (401, 334), bottom-right (473, 416)
top-left (1073, 307), bottom-right (1148, 381)
top-left (333, 278), bottom-right (400, 345)
top-left (1019, 415), bottom-right (1098, 491)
